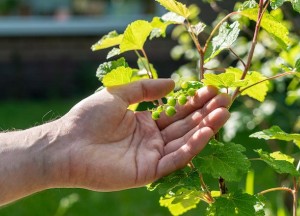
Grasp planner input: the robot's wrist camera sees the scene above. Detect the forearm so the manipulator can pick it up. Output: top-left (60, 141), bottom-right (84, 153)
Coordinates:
top-left (0, 119), bottom-right (70, 206)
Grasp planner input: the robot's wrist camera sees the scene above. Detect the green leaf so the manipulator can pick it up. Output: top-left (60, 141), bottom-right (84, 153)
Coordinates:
top-left (161, 12), bottom-right (185, 24)
top-left (155, 0), bottom-right (190, 18)
top-left (107, 48), bottom-right (121, 59)
top-left (230, 68), bottom-right (269, 102)
top-left (102, 66), bottom-right (133, 87)
top-left (96, 58), bottom-right (128, 82)
top-left (193, 140), bottom-right (250, 182)
top-left (160, 188), bottom-right (201, 216)
top-left (150, 17), bottom-right (173, 39)
top-left (255, 149), bottom-right (300, 176)
top-left (240, 8), bottom-right (291, 48)
top-left (204, 21), bottom-right (240, 63)
top-left (120, 20), bottom-right (153, 53)
top-left (207, 191), bottom-right (260, 216)
top-left (202, 72), bottom-right (248, 89)
top-left (270, 0), bottom-right (300, 13)
top-left (135, 57), bottom-right (158, 79)
top-left (239, 0), bottom-right (258, 10)
top-left (270, 0), bottom-right (285, 9)
top-left (91, 31), bottom-right (123, 51)
top-left (147, 169), bottom-right (201, 194)
top-left (250, 125), bottom-right (300, 149)
top-left (295, 58), bottom-right (300, 72)
top-left (241, 71), bottom-right (269, 102)
top-left (189, 22), bottom-right (206, 36)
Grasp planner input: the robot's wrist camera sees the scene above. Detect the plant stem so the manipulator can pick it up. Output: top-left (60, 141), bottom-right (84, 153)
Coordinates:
top-left (189, 161), bottom-right (214, 203)
top-left (232, 0), bottom-right (269, 101)
top-left (141, 48), bottom-right (153, 79)
top-left (240, 71), bottom-right (296, 94)
top-left (185, 21), bottom-right (205, 80)
top-left (258, 187), bottom-right (293, 195)
top-left (293, 177), bottom-right (298, 216)
top-left (229, 47), bottom-right (246, 68)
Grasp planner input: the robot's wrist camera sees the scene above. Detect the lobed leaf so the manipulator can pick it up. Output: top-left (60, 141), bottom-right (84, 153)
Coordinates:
top-left (155, 0), bottom-right (190, 19)
top-left (91, 31), bottom-right (123, 51)
top-left (147, 169), bottom-right (201, 195)
top-left (255, 149), bottom-right (300, 176)
top-left (96, 57), bottom-right (128, 81)
top-left (160, 188), bottom-right (202, 216)
top-left (207, 191), bottom-right (261, 216)
top-left (240, 8), bottom-right (291, 48)
top-left (230, 68), bottom-right (269, 102)
top-left (202, 72), bottom-right (248, 89)
top-left (193, 140), bottom-right (250, 182)
top-left (250, 125), bottom-right (300, 149)
top-left (204, 21), bottom-right (240, 63)
top-left (240, 71), bottom-right (269, 102)
top-left (120, 20), bottom-right (153, 53)
top-left (102, 66), bottom-right (133, 87)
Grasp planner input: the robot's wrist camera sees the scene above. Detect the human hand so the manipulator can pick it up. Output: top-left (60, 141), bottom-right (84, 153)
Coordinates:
top-left (52, 79), bottom-right (231, 191)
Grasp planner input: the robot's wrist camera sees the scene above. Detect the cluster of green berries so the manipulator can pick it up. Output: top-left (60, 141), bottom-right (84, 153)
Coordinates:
top-left (151, 81), bottom-right (203, 120)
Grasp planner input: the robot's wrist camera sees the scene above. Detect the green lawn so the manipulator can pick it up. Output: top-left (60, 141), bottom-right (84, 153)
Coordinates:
top-left (0, 99), bottom-right (192, 216)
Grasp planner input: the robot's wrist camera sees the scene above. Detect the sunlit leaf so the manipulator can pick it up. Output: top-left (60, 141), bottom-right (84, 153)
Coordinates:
top-left (189, 22), bottom-right (206, 36)
top-left (240, 8), bottom-right (291, 48)
top-left (160, 188), bottom-right (201, 216)
top-left (155, 0), bottom-right (190, 18)
top-left (161, 12), bottom-right (185, 24)
top-left (207, 191), bottom-right (261, 216)
top-left (150, 17), bottom-right (173, 39)
top-left (91, 31), bottom-right (123, 51)
top-left (202, 72), bottom-right (248, 89)
top-left (204, 21), bottom-right (240, 63)
top-left (120, 20), bottom-right (153, 53)
top-left (255, 149), bottom-right (300, 176)
top-left (250, 125), bottom-right (300, 148)
top-left (231, 68), bottom-right (269, 102)
top-left (107, 48), bottom-right (121, 59)
top-left (96, 57), bottom-right (128, 81)
top-left (193, 140), bottom-right (250, 181)
top-left (102, 66), bottom-right (133, 87)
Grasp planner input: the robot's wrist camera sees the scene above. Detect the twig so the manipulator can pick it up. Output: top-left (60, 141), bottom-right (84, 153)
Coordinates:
top-left (185, 21), bottom-right (205, 80)
top-left (229, 47), bottom-right (246, 68)
top-left (232, 0), bottom-right (269, 101)
top-left (141, 48), bottom-right (153, 79)
top-left (240, 71), bottom-right (296, 94)
top-left (258, 187), bottom-right (293, 195)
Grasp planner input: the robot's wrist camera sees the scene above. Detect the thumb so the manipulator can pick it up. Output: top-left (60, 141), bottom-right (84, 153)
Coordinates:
top-left (107, 79), bottom-right (175, 105)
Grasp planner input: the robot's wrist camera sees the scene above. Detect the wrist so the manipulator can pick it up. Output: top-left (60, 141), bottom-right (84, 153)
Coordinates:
top-left (0, 118), bottom-right (73, 205)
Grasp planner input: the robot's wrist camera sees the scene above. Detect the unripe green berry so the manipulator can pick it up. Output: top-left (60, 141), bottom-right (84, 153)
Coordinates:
top-left (188, 88), bottom-right (196, 96)
top-left (178, 94), bottom-right (187, 105)
top-left (181, 81), bottom-right (189, 89)
top-left (165, 106), bottom-right (176, 117)
top-left (152, 111), bottom-right (160, 120)
top-left (167, 97), bottom-right (176, 106)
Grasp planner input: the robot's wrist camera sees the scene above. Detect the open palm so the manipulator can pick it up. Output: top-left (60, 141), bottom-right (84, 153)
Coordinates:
top-left (63, 79), bottom-right (230, 191)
